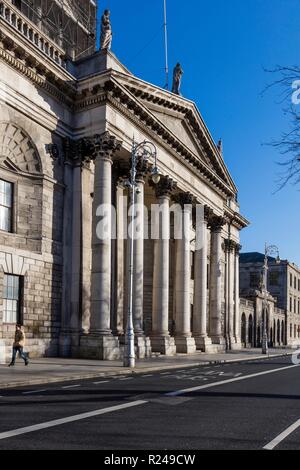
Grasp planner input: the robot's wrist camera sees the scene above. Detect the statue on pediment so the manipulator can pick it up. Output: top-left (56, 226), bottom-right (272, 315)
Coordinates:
top-left (172, 63), bottom-right (184, 95)
top-left (100, 10), bottom-right (112, 50)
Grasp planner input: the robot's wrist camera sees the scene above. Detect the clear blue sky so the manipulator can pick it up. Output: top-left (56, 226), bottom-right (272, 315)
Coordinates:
top-left (98, 0), bottom-right (300, 266)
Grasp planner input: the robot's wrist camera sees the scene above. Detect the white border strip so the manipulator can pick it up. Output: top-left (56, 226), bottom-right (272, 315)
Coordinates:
top-left (0, 400), bottom-right (147, 441)
top-left (264, 419), bottom-right (300, 450)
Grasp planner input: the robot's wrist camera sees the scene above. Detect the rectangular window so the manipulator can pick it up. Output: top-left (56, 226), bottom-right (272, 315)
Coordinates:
top-left (250, 272), bottom-right (260, 288)
top-left (3, 274), bottom-right (22, 323)
top-left (290, 273), bottom-right (293, 288)
top-left (0, 179), bottom-right (13, 232)
top-left (269, 271), bottom-right (279, 286)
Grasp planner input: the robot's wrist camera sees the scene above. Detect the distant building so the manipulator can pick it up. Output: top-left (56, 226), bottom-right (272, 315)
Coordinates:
top-left (239, 252), bottom-right (300, 348)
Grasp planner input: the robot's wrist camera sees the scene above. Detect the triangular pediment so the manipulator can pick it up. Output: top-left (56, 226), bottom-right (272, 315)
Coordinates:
top-left (147, 108), bottom-right (212, 168)
top-left (111, 73), bottom-right (237, 193)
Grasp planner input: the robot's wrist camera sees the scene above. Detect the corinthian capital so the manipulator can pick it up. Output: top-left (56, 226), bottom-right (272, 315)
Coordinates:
top-left (208, 214), bottom-right (226, 232)
top-left (223, 239), bottom-right (236, 253)
top-left (152, 176), bottom-right (177, 198)
top-left (204, 205), bottom-right (214, 222)
top-left (235, 243), bottom-right (242, 254)
top-left (173, 191), bottom-right (195, 208)
top-left (93, 132), bottom-right (122, 161)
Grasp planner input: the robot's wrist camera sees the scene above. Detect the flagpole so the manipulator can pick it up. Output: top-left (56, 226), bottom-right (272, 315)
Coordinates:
top-left (163, 0), bottom-right (169, 90)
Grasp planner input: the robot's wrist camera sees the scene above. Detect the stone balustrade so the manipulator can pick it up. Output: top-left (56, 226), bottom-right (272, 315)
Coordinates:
top-left (274, 307), bottom-right (285, 317)
top-left (0, 0), bottom-right (66, 68)
top-left (240, 298), bottom-right (254, 307)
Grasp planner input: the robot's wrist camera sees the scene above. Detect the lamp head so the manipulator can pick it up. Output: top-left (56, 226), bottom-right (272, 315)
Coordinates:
top-left (151, 167), bottom-right (160, 185)
top-left (276, 255), bottom-right (280, 265)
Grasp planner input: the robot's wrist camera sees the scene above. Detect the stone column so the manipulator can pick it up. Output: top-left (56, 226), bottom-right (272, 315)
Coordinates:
top-left (224, 239), bottom-right (236, 349)
top-left (151, 177), bottom-right (176, 355)
top-left (59, 140), bottom-right (91, 356)
top-left (114, 181), bottom-right (126, 336)
top-left (174, 193), bottom-right (196, 353)
top-left (81, 160), bottom-right (93, 335)
top-left (209, 215), bottom-right (225, 346)
top-left (81, 132), bottom-right (122, 360)
top-left (59, 146), bottom-right (74, 357)
top-left (234, 243), bottom-right (242, 347)
top-left (193, 205), bottom-right (213, 351)
top-left (69, 162), bottom-right (82, 348)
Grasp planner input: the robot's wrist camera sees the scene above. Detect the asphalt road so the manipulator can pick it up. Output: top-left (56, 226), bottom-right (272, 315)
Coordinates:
top-left (0, 356), bottom-right (300, 450)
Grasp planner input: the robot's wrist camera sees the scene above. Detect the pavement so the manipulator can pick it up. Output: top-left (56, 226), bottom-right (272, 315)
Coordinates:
top-left (0, 347), bottom-right (294, 389)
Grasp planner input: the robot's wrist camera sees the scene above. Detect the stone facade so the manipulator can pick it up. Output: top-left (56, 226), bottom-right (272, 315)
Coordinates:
top-left (240, 252), bottom-right (300, 348)
top-left (0, 0), bottom-right (249, 360)
top-left (239, 296), bottom-right (286, 348)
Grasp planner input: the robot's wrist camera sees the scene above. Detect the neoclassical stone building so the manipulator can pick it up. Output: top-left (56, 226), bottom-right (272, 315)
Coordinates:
top-left (0, 0), bottom-right (248, 359)
top-left (240, 252), bottom-right (300, 348)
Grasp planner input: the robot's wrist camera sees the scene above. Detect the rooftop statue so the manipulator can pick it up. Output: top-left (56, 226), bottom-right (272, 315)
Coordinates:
top-left (100, 9), bottom-right (112, 50)
top-left (172, 62), bottom-right (184, 95)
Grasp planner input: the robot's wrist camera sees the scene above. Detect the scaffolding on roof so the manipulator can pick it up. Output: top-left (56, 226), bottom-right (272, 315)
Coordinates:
top-left (12, 0), bottom-right (98, 60)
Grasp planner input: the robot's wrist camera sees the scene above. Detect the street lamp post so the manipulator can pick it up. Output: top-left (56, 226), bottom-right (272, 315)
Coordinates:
top-left (261, 243), bottom-right (280, 355)
top-left (123, 140), bottom-right (160, 368)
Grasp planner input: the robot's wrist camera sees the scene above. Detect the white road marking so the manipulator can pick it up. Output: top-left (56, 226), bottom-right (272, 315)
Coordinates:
top-left (0, 400), bottom-right (148, 441)
top-left (62, 385), bottom-right (80, 389)
top-left (93, 381), bottom-right (109, 385)
top-left (142, 375), bottom-right (153, 378)
top-left (160, 372), bottom-right (170, 375)
top-left (263, 419), bottom-right (300, 450)
top-left (119, 378), bottom-right (133, 381)
top-left (166, 364), bottom-right (298, 397)
top-left (22, 389), bottom-right (47, 395)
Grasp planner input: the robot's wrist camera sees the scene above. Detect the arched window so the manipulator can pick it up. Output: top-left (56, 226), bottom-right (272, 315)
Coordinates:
top-left (248, 315), bottom-right (253, 346)
top-left (277, 319), bottom-right (280, 345)
top-left (0, 122), bottom-right (42, 238)
top-left (0, 122), bottom-right (42, 174)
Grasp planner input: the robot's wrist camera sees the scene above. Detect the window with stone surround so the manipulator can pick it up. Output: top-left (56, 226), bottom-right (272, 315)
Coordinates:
top-left (0, 179), bottom-right (13, 232)
top-left (3, 274), bottom-right (23, 324)
top-left (250, 272), bottom-right (260, 288)
top-left (269, 271), bottom-right (279, 286)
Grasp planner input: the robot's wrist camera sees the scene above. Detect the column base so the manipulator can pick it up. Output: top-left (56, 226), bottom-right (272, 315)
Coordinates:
top-left (151, 336), bottom-right (177, 356)
top-left (211, 335), bottom-right (226, 345)
top-left (135, 336), bottom-right (152, 359)
top-left (231, 341), bottom-right (242, 350)
top-left (225, 335), bottom-right (237, 351)
top-left (175, 336), bottom-right (196, 354)
top-left (194, 335), bottom-right (214, 352)
top-left (79, 334), bottom-right (121, 360)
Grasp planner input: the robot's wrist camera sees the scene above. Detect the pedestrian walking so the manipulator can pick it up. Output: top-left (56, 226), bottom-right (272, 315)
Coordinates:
top-left (8, 324), bottom-right (29, 366)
